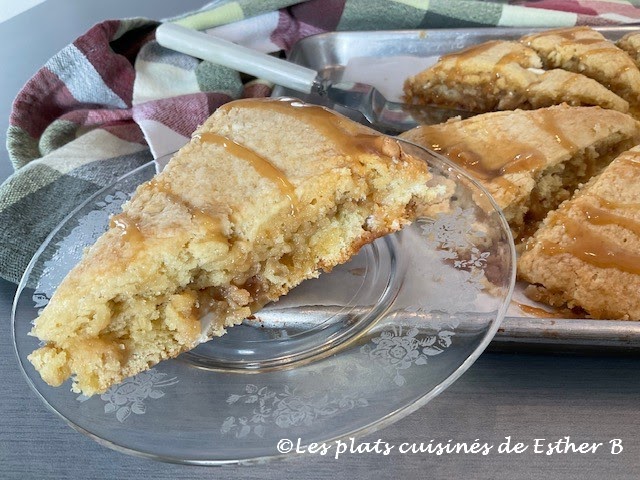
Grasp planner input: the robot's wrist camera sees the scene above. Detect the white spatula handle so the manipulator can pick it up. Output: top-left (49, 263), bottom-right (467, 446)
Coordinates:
top-left (156, 23), bottom-right (320, 94)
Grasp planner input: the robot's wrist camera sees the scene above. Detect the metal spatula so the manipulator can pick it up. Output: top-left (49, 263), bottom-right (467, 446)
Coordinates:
top-left (155, 23), bottom-right (467, 133)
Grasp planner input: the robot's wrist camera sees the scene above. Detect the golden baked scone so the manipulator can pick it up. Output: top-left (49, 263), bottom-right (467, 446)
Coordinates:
top-left (404, 40), bottom-right (541, 112)
top-left (518, 146), bottom-right (640, 320)
top-left (28, 98), bottom-right (443, 396)
top-left (526, 69), bottom-right (628, 113)
top-left (617, 32), bottom-right (640, 68)
top-left (521, 27), bottom-right (640, 107)
top-left (403, 39), bottom-right (628, 113)
top-left (399, 105), bottom-right (640, 240)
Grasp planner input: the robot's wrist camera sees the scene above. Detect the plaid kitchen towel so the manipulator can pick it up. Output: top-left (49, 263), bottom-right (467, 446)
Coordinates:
top-left (2, 0), bottom-right (640, 284)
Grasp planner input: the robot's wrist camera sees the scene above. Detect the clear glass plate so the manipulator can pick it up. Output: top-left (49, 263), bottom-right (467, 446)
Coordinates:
top-left (12, 142), bottom-right (515, 464)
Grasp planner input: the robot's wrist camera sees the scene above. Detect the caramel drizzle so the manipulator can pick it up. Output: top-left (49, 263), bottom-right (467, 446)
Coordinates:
top-left (595, 195), bottom-right (640, 210)
top-left (439, 40), bottom-right (532, 85)
top-left (538, 201), bottom-right (640, 274)
top-left (196, 131), bottom-right (298, 215)
top-left (420, 107), bottom-right (580, 194)
top-left (220, 98), bottom-right (393, 159)
top-left (557, 73), bottom-right (581, 94)
top-left (581, 204), bottom-right (640, 237)
top-left (147, 178), bottom-right (226, 233)
top-left (495, 49), bottom-right (532, 73)
top-left (440, 40), bottom-right (502, 65)
top-left (530, 108), bottom-right (577, 153)
top-left (493, 176), bottom-right (520, 198)
top-left (109, 213), bottom-right (143, 242)
top-left (517, 302), bottom-right (580, 319)
top-left (523, 27), bottom-right (602, 45)
top-left (524, 28), bottom-right (635, 95)
top-left (108, 183), bottom-right (227, 242)
top-left (425, 127), bottom-right (545, 181)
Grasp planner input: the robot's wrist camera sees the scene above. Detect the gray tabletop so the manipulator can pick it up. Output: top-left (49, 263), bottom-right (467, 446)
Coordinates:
top-left (1, 2), bottom-right (639, 479)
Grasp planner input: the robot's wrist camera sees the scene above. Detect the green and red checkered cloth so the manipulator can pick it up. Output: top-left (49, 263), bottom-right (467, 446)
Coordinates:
top-left (2, 0), bottom-right (640, 284)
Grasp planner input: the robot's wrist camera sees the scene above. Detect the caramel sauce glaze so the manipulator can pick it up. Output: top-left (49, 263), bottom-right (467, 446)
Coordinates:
top-left (440, 40), bottom-right (532, 84)
top-left (517, 302), bottom-right (581, 319)
top-left (530, 108), bottom-right (578, 153)
top-left (111, 98), bottom-right (408, 244)
top-left (148, 178), bottom-right (227, 236)
top-left (109, 179), bottom-right (228, 244)
top-left (523, 28), bottom-right (634, 90)
top-left (522, 27), bottom-right (603, 46)
top-left (495, 49), bottom-right (533, 74)
top-left (538, 201), bottom-right (640, 274)
top-left (221, 98), bottom-right (395, 158)
top-left (196, 131), bottom-right (298, 215)
top-left (109, 213), bottom-right (144, 242)
top-left (111, 98), bottom-right (398, 242)
top-left (581, 204), bottom-right (640, 238)
top-left (424, 103), bottom-right (584, 188)
top-left (426, 125), bottom-right (554, 182)
top-left (440, 40), bottom-right (502, 65)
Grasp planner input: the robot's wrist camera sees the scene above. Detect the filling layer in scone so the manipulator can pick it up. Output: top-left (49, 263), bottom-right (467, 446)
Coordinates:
top-left (399, 105), bottom-right (640, 240)
top-left (28, 98), bottom-right (444, 396)
top-left (518, 146), bottom-right (640, 320)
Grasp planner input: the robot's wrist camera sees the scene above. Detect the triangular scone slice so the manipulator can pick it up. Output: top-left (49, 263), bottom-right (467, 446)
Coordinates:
top-left (521, 27), bottom-right (640, 107)
top-left (519, 146), bottom-right (640, 320)
top-left (404, 40), bottom-right (541, 111)
top-left (28, 98), bottom-right (443, 396)
top-left (399, 105), bottom-right (640, 240)
top-left (527, 69), bottom-right (628, 112)
top-left (617, 32), bottom-right (640, 69)
top-left (403, 40), bottom-right (627, 113)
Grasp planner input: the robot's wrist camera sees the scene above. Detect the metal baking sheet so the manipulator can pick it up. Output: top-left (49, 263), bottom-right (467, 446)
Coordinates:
top-left (272, 27), bottom-right (640, 352)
